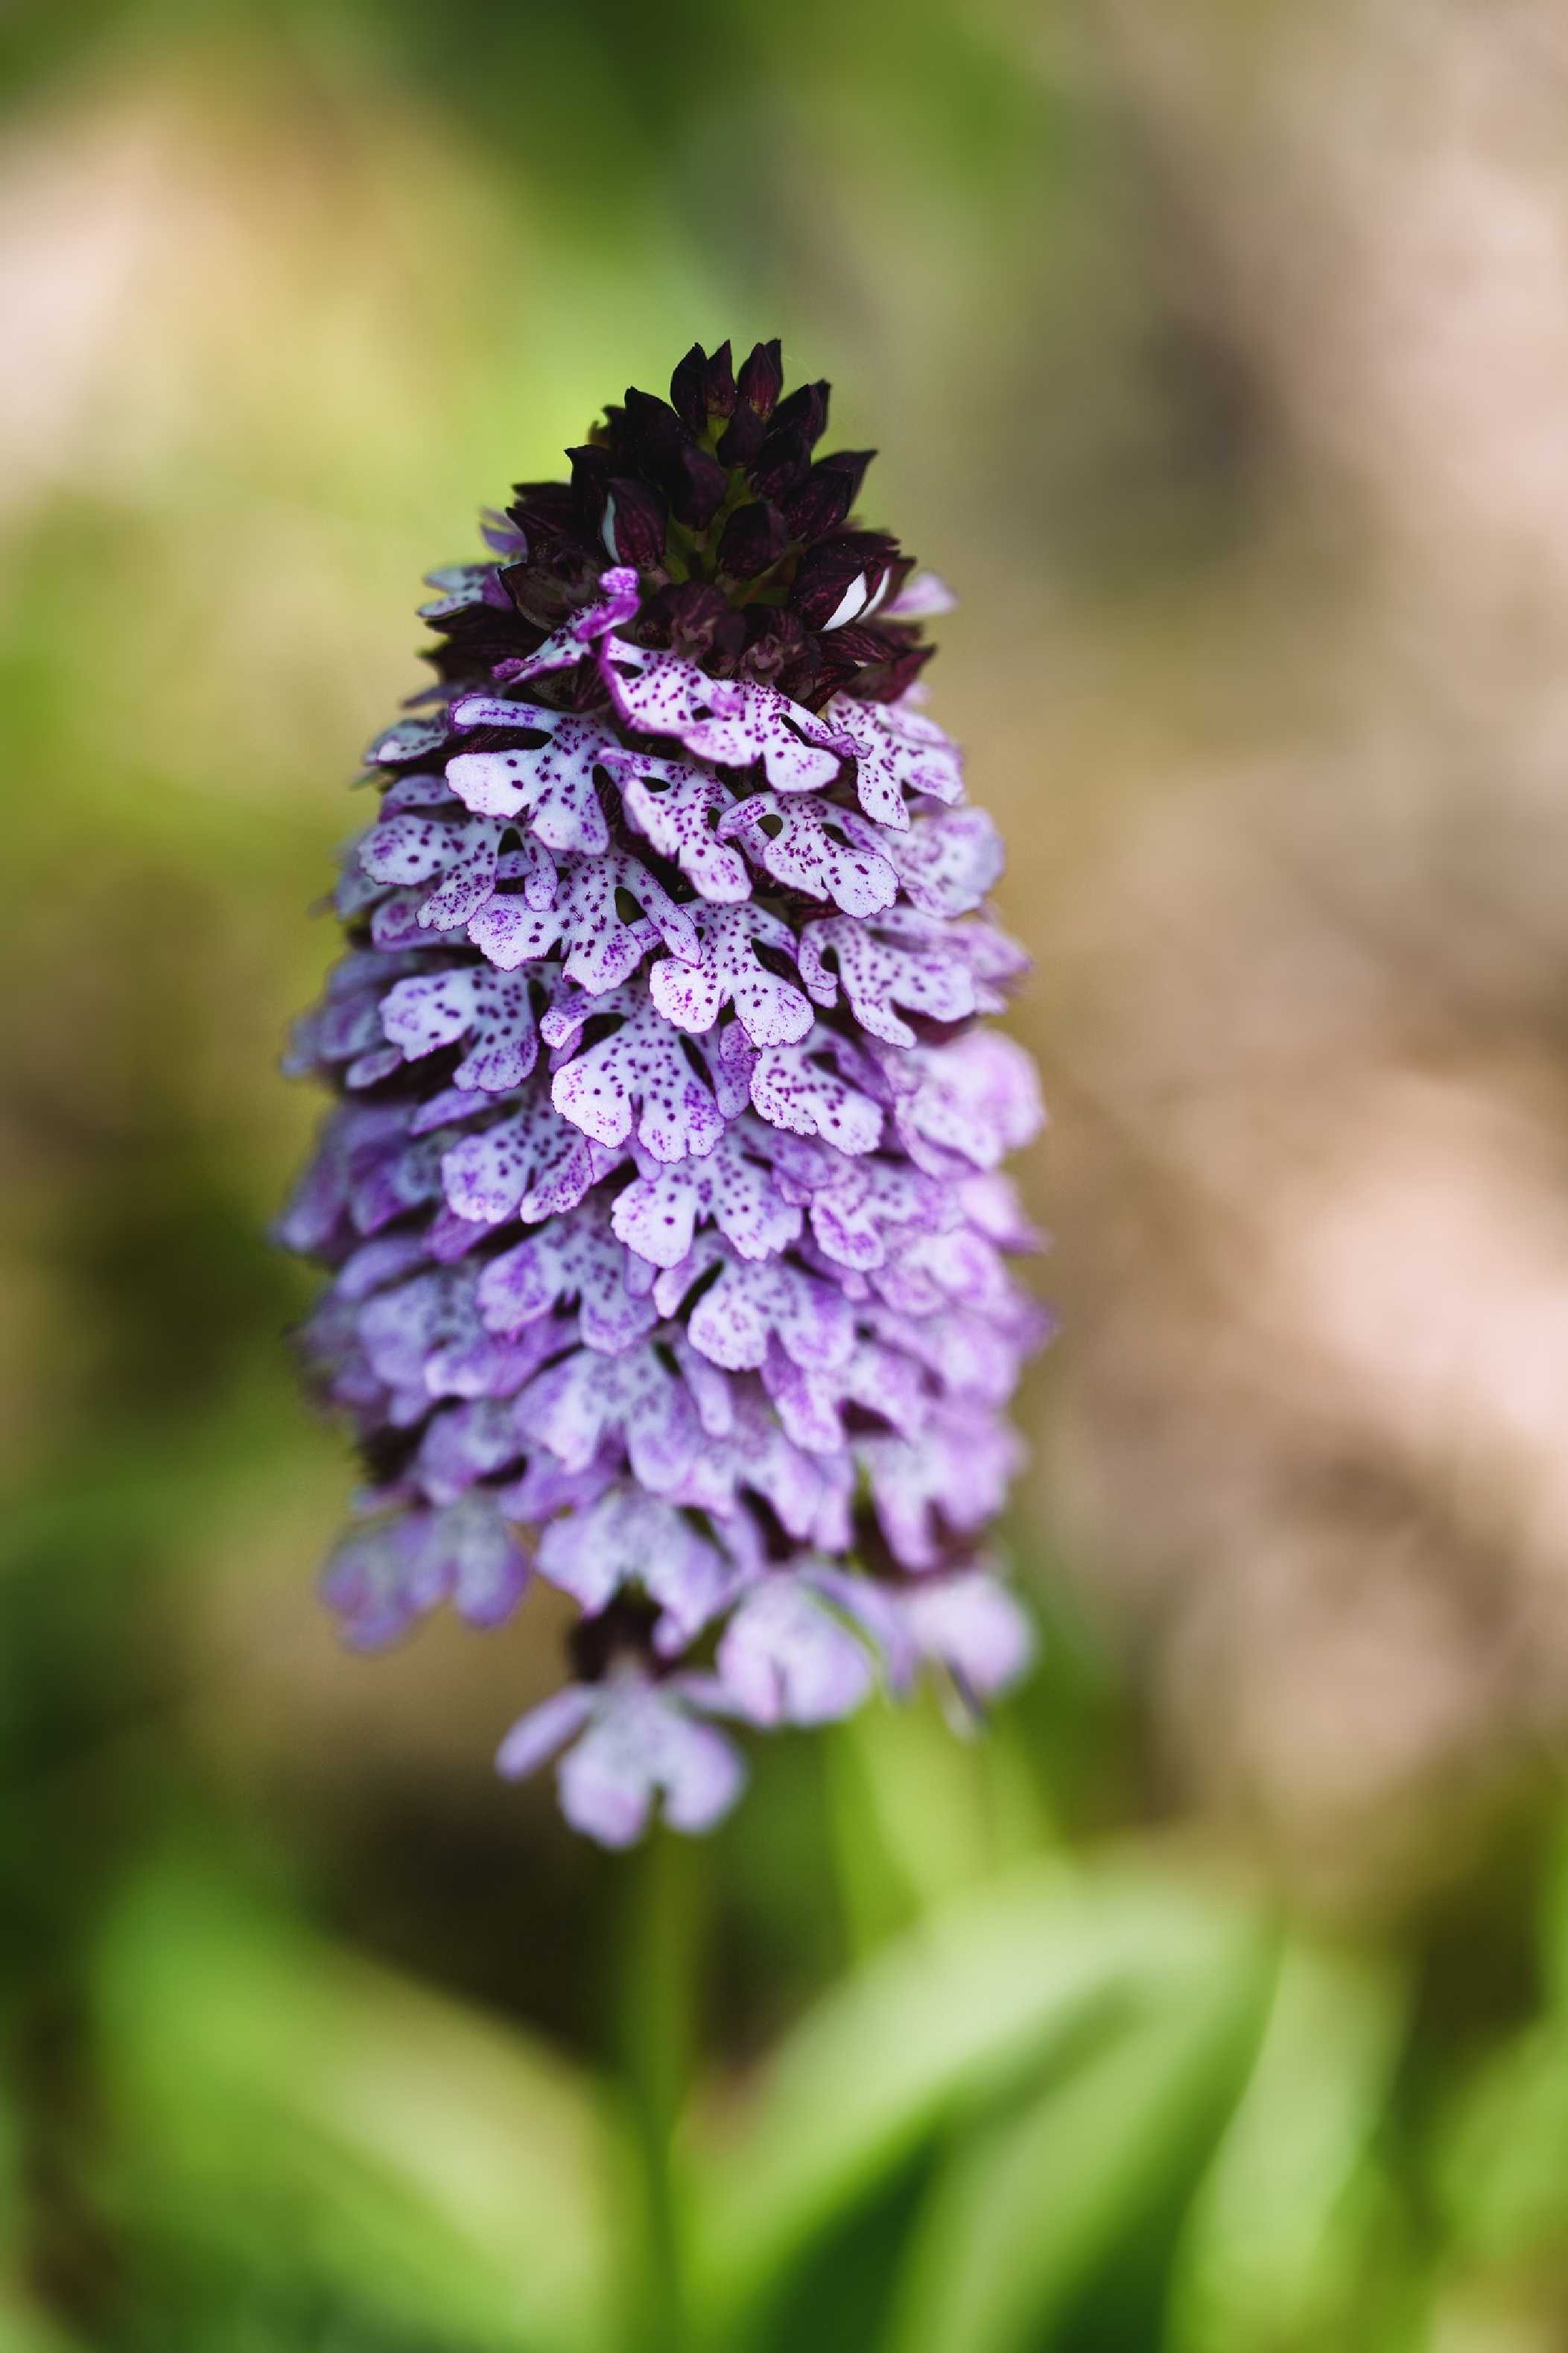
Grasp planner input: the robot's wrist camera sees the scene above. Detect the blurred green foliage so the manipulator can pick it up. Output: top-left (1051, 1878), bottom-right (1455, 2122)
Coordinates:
top-left (4, 1), bottom-right (1568, 2348)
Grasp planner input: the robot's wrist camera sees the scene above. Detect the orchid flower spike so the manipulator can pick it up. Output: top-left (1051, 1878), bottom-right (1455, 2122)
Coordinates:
top-left (279, 339), bottom-right (1049, 1843)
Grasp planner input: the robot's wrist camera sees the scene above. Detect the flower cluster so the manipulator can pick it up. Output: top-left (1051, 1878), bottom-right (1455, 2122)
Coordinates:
top-left (279, 340), bottom-right (1047, 1844)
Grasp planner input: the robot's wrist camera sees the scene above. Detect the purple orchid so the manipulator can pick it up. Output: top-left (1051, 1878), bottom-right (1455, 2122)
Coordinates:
top-left (280, 340), bottom-right (1047, 1843)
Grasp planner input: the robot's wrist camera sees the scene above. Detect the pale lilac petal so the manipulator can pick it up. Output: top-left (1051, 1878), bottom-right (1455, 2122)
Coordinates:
top-left (904, 1570), bottom-right (1036, 1701)
top-left (670, 1245), bottom-right (854, 1374)
top-left (537, 1485), bottom-right (741, 1645)
top-left (887, 806), bottom-right (1005, 918)
top-left (599, 638), bottom-right (847, 794)
top-left (717, 1575), bottom-right (875, 1726)
top-left (857, 1411), bottom-right (1025, 1569)
top-left (496, 1685), bottom-right (597, 1781)
top-left (445, 709), bottom-right (612, 856)
top-left (653, 1709), bottom-right (747, 1833)
top-left (718, 791), bottom-right (898, 917)
top-left (822, 693), bottom-right (965, 825)
top-left (364, 712), bottom-right (455, 769)
top-left (380, 965), bottom-right (542, 1093)
top-left (557, 1684), bottom-right (746, 1846)
top-left (477, 1209), bottom-right (657, 1354)
top-left (549, 997), bottom-right (729, 1164)
top-left (518, 1344), bottom-right (702, 1494)
top-left (612, 750), bottom-right (750, 902)
top-left (440, 1090), bottom-right (606, 1225)
top-left (468, 849), bottom-right (696, 989)
top-left (360, 807), bottom-right (508, 932)
top-left (799, 908), bottom-right (1015, 1048)
top-left (649, 902), bottom-right (811, 1048)
top-left (879, 1031), bottom-right (1046, 1177)
top-left (881, 570), bottom-right (956, 620)
top-left (749, 1034), bottom-right (884, 1154)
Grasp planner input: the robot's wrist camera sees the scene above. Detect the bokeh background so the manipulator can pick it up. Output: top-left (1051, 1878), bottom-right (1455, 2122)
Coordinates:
top-left (8, 1), bottom-right (1568, 2346)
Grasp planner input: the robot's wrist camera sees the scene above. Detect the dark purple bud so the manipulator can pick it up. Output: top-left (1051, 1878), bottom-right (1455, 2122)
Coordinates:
top-left (669, 344), bottom-right (710, 433)
top-left (670, 340), bottom-right (737, 430)
top-left (500, 557), bottom-right (587, 632)
top-left (716, 501), bottom-right (787, 577)
top-left (860, 636), bottom-right (936, 701)
top-left (771, 378), bottom-right (831, 447)
top-left (666, 442), bottom-right (729, 531)
top-left (566, 443), bottom-right (614, 527)
top-left (790, 532), bottom-right (901, 630)
top-left (602, 476), bottom-right (667, 569)
top-left (621, 387), bottom-right (687, 480)
top-left (748, 424), bottom-right (813, 503)
top-left (717, 404), bottom-right (766, 467)
top-left (703, 340), bottom-right (737, 417)
top-left (781, 449), bottom-right (875, 542)
top-left (594, 404), bottom-right (638, 471)
top-left (737, 338), bottom-right (784, 417)
top-left (507, 482), bottom-right (581, 547)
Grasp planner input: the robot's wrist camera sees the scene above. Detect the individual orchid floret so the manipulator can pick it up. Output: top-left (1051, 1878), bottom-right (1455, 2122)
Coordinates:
top-left (279, 337), bottom-right (1049, 1845)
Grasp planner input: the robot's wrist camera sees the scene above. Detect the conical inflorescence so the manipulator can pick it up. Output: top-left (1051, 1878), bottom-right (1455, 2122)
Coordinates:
top-left (279, 339), bottom-right (1049, 1844)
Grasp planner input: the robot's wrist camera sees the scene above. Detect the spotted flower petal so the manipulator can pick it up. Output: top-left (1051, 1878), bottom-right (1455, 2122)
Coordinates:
top-left (599, 635), bottom-right (848, 793)
top-left (716, 1572), bottom-right (877, 1726)
top-left (469, 848), bottom-right (697, 988)
top-left (799, 908), bottom-right (1023, 1048)
top-left (379, 962), bottom-right (543, 1092)
top-left (746, 1031), bottom-right (885, 1154)
top-left (518, 1341), bottom-right (708, 1494)
top-left (445, 703), bottom-right (613, 855)
top-left (655, 1234), bottom-right (855, 1374)
top-left (476, 1204), bottom-right (656, 1353)
top-left (360, 804), bottom-right (509, 933)
top-left (498, 1673), bottom-right (746, 1849)
top-left (717, 791), bottom-right (898, 917)
top-left (822, 691), bottom-right (965, 824)
top-left (439, 1085), bottom-right (609, 1226)
top-left (611, 749), bottom-right (749, 902)
top-left (536, 1485), bottom-right (747, 1648)
top-left (547, 992), bottom-right (737, 1164)
top-left (884, 805), bottom-right (1005, 918)
top-left (323, 1497), bottom-right (528, 1651)
top-left (610, 1117), bottom-right (804, 1268)
top-left (650, 901), bottom-right (812, 1047)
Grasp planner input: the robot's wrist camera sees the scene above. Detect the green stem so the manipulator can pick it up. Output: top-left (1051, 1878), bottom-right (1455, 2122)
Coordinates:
top-left (620, 1830), bottom-right (705, 2353)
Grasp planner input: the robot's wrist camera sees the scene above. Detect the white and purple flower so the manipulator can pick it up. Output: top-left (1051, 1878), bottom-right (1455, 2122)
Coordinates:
top-left (281, 340), bottom-right (1047, 1843)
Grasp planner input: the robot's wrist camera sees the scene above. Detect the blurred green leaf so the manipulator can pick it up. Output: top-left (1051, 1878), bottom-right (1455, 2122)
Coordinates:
top-left (877, 1898), bottom-right (1270, 2353)
top-left (689, 1848), bottom-right (1268, 2339)
top-left (827, 1695), bottom-right (1056, 1951)
top-left (89, 1860), bottom-right (616, 2352)
top-left (1432, 2017), bottom-right (1568, 2270)
top-left (1166, 1937), bottom-right (1411, 2353)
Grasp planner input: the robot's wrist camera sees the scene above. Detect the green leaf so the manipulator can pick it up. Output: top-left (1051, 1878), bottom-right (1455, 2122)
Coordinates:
top-left (877, 1905), bottom-right (1270, 2353)
top-left (688, 1848), bottom-right (1267, 2337)
top-left (89, 1858), bottom-right (615, 2352)
top-left (1165, 1937), bottom-right (1409, 2353)
top-left (1432, 2019), bottom-right (1568, 2266)
top-left (826, 1698), bottom-right (1056, 1951)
